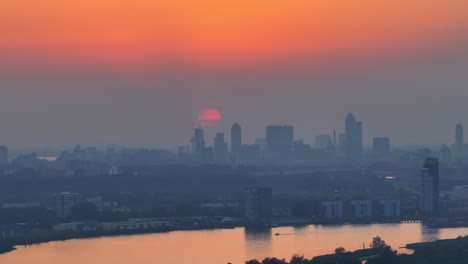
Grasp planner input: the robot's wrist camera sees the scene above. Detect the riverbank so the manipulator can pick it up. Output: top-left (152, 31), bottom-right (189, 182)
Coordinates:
top-left (245, 235), bottom-right (468, 264)
top-left (0, 221), bottom-right (243, 255)
top-left (0, 243), bottom-right (15, 255)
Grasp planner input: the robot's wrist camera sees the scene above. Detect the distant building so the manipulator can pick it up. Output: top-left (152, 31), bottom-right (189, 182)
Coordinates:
top-left (214, 132), bottom-right (228, 163)
top-left (420, 158), bottom-right (440, 215)
top-left (266, 125), bottom-right (293, 158)
top-left (202, 147), bottom-right (214, 164)
top-left (454, 124), bottom-right (464, 159)
top-left (193, 128), bottom-right (205, 156)
top-left (238, 144), bottom-right (261, 165)
top-left (245, 187), bottom-right (272, 227)
top-left (321, 201), bottom-right (344, 219)
top-left (293, 140), bottom-right (312, 160)
top-left (345, 113), bottom-right (363, 160)
top-left (55, 192), bottom-right (80, 218)
top-left (0, 146), bottom-right (8, 165)
top-left (372, 137), bottom-right (390, 155)
top-left (379, 200), bottom-right (400, 218)
top-left (439, 144), bottom-right (452, 163)
top-left (231, 124), bottom-right (242, 158)
top-left (315, 135), bottom-right (332, 150)
top-left (351, 200), bottom-right (372, 218)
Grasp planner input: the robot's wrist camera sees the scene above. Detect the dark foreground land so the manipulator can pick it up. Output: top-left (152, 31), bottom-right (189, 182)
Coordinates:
top-left (245, 236), bottom-right (468, 264)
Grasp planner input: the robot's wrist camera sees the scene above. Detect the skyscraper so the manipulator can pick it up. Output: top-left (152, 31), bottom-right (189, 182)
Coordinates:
top-left (231, 124), bottom-right (242, 157)
top-left (193, 128), bottom-right (205, 155)
top-left (214, 132), bottom-right (228, 163)
top-left (266, 125), bottom-right (293, 157)
top-left (344, 113), bottom-right (363, 160)
top-left (0, 145), bottom-right (8, 165)
top-left (454, 124), bottom-right (464, 158)
top-left (420, 157), bottom-right (439, 216)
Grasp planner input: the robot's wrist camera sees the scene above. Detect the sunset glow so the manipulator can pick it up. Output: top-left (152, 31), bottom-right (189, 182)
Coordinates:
top-left (1, 0), bottom-right (467, 68)
top-left (198, 108), bottom-right (222, 127)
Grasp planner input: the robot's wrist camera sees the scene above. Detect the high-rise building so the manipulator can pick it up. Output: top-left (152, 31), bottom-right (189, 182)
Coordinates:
top-left (193, 128), bottom-right (205, 155)
top-left (454, 124), bottom-right (464, 158)
top-left (0, 145), bottom-right (8, 165)
top-left (345, 113), bottom-right (363, 160)
top-left (420, 158), bottom-right (440, 215)
top-left (55, 192), bottom-right (80, 218)
top-left (214, 132), bottom-right (228, 163)
top-left (266, 125), bottom-right (293, 157)
top-left (372, 137), bottom-right (390, 155)
top-left (231, 124), bottom-right (242, 157)
top-left (244, 187), bottom-right (272, 227)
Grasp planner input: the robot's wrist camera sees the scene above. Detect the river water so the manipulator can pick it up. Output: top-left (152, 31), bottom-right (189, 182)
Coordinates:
top-left (1, 223), bottom-right (468, 264)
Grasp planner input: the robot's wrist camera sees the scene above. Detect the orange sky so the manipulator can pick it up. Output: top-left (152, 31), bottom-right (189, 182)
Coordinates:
top-left (1, 0), bottom-right (467, 67)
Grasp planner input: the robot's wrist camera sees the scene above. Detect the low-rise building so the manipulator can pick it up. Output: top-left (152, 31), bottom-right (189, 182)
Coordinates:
top-left (351, 200), bottom-right (372, 218)
top-left (321, 201), bottom-right (344, 219)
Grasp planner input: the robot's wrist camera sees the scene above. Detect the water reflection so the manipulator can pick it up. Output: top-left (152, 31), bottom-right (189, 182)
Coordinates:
top-left (2, 224), bottom-right (468, 264)
top-left (420, 225), bottom-right (440, 242)
top-left (244, 227), bottom-right (273, 259)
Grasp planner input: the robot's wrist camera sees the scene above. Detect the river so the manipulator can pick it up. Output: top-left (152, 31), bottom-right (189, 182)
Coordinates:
top-left (1, 223), bottom-right (468, 264)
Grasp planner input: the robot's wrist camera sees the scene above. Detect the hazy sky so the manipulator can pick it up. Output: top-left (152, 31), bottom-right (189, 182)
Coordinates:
top-left (1, 0), bottom-right (468, 149)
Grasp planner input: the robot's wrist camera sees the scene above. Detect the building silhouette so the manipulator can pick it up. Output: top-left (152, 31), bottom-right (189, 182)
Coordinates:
top-left (321, 201), bottom-right (344, 220)
top-left (55, 192), bottom-right (79, 218)
top-left (0, 145), bottom-right (8, 165)
top-left (244, 187), bottom-right (272, 227)
top-left (231, 124), bottom-right (242, 158)
top-left (315, 135), bottom-right (333, 150)
top-left (420, 157), bottom-right (440, 216)
top-left (344, 113), bottom-right (363, 160)
top-left (193, 128), bottom-right (205, 156)
top-left (454, 124), bottom-right (464, 159)
top-left (351, 200), bottom-right (372, 218)
top-left (379, 200), bottom-right (400, 218)
top-left (266, 125), bottom-right (293, 158)
top-left (214, 133), bottom-right (228, 163)
top-left (372, 137), bottom-right (390, 155)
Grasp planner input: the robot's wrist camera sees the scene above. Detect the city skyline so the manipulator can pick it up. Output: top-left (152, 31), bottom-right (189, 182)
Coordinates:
top-left (1, 112), bottom-right (467, 152)
top-left (1, 1), bottom-right (468, 148)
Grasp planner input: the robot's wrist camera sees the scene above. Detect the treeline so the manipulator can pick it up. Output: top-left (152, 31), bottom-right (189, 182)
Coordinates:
top-left (244, 236), bottom-right (468, 264)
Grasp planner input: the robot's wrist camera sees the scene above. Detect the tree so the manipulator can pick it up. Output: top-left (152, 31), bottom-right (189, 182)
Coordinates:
top-left (261, 257), bottom-right (287, 264)
top-left (370, 236), bottom-right (388, 249)
top-left (290, 254), bottom-right (307, 264)
top-left (335, 247), bottom-right (346, 254)
top-left (245, 260), bottom-right (261, 264)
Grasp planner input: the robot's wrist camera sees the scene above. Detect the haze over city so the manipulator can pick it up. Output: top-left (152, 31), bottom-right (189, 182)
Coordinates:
top-left (1, 0), bottom-right (468, 148)
top-left (2, 1), bottom-right (468, 264)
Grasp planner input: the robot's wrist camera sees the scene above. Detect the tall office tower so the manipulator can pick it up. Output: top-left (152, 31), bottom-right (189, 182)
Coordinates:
top-left (372, 137), bottom-right (390, 155)
top-left (214, 132), bottom-right (228, 163)
top-left (345, 113), bottom-right (363, 160)
top-left (454, 124), bottom-right (464, 158)
top-left (420, 158), bottom-right (440, 216)
top-left (0, 145), bottom-right (8, 165)
top-left (55, 192), bottom-right (80, 218)
top-left (193, 128), bottom-right (205, 155)
top-left (266, 125), bottom-right (294, 157)
top-left (231, 124), bottom-right (242, 157)
top-left (244, 187), bottom-right (272, 227)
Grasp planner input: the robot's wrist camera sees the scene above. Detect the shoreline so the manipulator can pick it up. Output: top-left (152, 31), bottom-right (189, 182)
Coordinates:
top-left (0, 219), bottom-right (459, 256)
